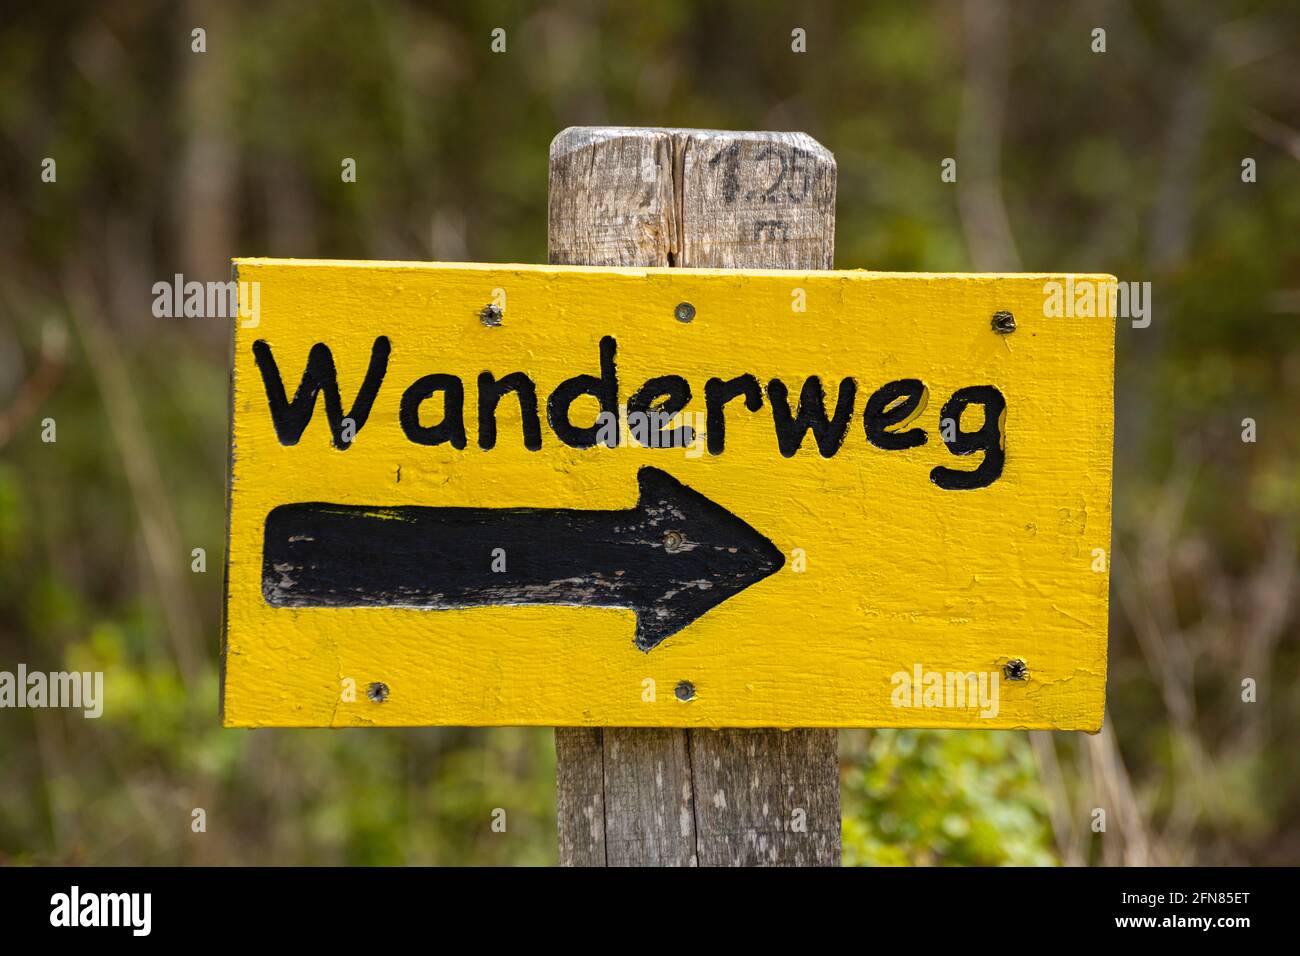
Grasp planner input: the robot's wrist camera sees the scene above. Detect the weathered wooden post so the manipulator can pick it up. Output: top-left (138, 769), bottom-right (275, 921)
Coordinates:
top-left (549, 127), bottom-right (842, 866)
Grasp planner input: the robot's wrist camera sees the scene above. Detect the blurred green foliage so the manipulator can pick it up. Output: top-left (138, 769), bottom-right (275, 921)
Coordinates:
top-left (1, 0), bottom-right (1297, 865)
top-left (842, 731), bottom-right (1056, 866)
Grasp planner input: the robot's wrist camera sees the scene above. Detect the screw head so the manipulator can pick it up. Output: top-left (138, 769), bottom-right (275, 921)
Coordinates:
top-left (663, 530), bottom-right (686, 553)
top-left (367, 681), bottom-right (391, 702)
top-left (674, 301), bottom-right (696, 323)
top-left (480, 304), bottom-right (503, 327)
top-left (675, 680), bottom-right (696, 702)
top-left (991, 310), bottom-right (1016, 334)
top-left (1002, 659), bottom-right (1028, 681)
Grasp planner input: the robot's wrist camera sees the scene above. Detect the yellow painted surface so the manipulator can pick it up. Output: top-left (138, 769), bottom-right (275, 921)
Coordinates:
top-left (223, 259), bottom-right (1114, 730)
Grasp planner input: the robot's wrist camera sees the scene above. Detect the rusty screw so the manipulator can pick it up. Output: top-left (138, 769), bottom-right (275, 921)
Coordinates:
top-left (480, 303), bottom-right (503, 327)
top-left (663, 530), bottom-right (686, 553)
top-left (1002, 659), bottom-right (1028, 681)
top-left (367, 681), bottom-right (391, 702)
top-left (991, 310), bottom-right (1016, 334)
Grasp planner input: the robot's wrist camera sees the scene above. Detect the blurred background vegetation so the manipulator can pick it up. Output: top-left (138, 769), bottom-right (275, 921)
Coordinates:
top-left (1, 0), bottom-right (1297, 865)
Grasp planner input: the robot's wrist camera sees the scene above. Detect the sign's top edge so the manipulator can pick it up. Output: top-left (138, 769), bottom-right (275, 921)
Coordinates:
top-left (230, 258), bottom-right (1117, 283)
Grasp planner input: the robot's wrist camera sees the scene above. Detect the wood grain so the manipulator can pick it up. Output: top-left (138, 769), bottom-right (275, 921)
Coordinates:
top-left (548, 128), bottom-right (676, 268)
top-left (550, 126), bottom-right (842, 867)
top-left (676, 130), bottom-right (835, 269)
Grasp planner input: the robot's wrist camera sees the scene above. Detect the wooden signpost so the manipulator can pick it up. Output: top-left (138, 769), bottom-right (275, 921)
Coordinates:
top-left (221, 128), bottom-right (1115, 866)
top-left (549, 128), bottom-right (844, 867)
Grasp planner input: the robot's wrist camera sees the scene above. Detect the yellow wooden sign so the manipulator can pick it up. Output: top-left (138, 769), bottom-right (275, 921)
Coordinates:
top-left (222, 259), bottom-right (1114, 730)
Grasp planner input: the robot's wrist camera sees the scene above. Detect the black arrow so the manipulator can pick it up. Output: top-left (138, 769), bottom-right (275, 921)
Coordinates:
top-left (262, 466), bottom-right (784, 651)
